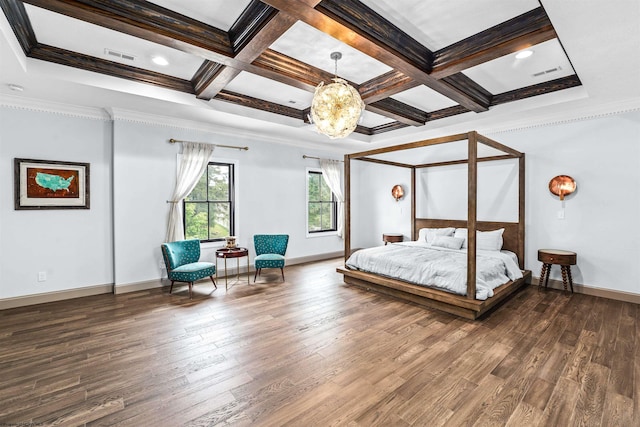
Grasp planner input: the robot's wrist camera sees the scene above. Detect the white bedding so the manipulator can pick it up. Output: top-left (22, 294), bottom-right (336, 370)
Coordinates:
top-left (346, 241), bottom-right (523, 300)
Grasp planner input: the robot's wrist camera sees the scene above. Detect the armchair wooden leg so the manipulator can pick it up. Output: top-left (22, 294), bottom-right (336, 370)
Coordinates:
top-left (209, 276), bottom-right (217, 289)
top-left (254, 268), bottom-right (259, 282)
top-left (188, 282), bottom-right (193, 299)
top-left (280, 268), bottom-right (285, 281)
top-left (170, 281), bottom-right (175, 294)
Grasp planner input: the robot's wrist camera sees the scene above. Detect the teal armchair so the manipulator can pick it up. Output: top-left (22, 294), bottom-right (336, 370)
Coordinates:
top-left (253, 234), bottom-right (289, 282)
top-left (161, 239), bottom-right (216, 299)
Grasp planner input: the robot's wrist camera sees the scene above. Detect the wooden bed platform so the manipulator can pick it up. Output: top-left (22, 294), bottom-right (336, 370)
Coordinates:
top-left (338, 132), bottom-right (530, 319)
top-left (337, 267), bottom-right (531, 320)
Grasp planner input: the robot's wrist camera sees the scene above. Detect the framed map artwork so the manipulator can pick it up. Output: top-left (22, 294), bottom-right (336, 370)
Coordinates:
top-left (14, 158), bottom-right (90, 210)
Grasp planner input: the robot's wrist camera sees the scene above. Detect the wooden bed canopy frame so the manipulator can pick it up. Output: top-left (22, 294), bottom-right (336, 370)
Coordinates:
top-left (337, 131), bottom-right (532, 320)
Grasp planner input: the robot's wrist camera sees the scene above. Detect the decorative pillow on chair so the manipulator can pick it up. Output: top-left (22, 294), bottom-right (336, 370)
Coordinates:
top-left (418, 227), bottom-right (455, 244)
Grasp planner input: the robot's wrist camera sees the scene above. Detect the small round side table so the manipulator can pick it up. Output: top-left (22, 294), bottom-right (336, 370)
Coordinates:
top-left (215, 247), bottom-right (250, 290)
top-left (538, 249), bottom-right (577, 293)
top-left (383, 233), bottom-right (403, 245)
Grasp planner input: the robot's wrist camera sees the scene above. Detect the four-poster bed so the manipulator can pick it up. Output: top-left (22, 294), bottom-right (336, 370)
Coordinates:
top-left (337, 131), bottom-right (531, 320)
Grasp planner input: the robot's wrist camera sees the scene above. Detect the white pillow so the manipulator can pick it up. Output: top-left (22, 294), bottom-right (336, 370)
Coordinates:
top-left (431, 236), bottom-right (465, 250)
top-left (454, 228), bottom-right (504, 251)
top-left (418, 227), bottom-right (455, 244)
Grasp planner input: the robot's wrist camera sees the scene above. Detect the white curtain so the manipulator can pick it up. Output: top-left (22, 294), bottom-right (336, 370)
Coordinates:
top-left (320, 159), bottom-right (345, 238)
top-left (165, 142), bottom-right (215, 242)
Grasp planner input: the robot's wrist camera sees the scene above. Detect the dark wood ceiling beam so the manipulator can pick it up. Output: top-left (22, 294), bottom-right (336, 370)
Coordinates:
top-left (191, 61), bottom-right (225, 95)
top-left (214, 90), bottom-right (303, 120)
top-left (359, 70), bottom-right (420, 103)
top-left (29, 44), bottom-right (194, 93)
top-left (366, 98), bottom-right (426, 126)
top-left (251, 49), bottom-right (331, 91)
top-left (22, 0), bottom-right (234, 62)
top-left (13, 0), bottom-right (436, 126)
top-left (428, 105), bottom-right (471, 121)
top-left (491, 74), bottom-right (581, 105)
top-left (316, 0), bottom-right (432, 71)
top-left (441, 73), bottom-right (493, 108)
top-left (422, 75), bottom-right (582, 122)
top-left (212, 90), bottom-right (376, 136)
top-left (370, 121), bottom-right (410, 135)
top-left (0, 0), bottom-right (36, 54)
top-left (228, 0), bottom-right (278, 52)
top-left (261, 0), bottom-right (489, 112)
top-left (195, 2), bottom-right (304, 100)
top-left (250, 49), bottom-right (428, 126)
top-left (432, 7), bottom-right (557, 79)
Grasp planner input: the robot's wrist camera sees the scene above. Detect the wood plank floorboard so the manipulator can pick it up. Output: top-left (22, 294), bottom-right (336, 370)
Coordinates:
top-left (0, 258), bottom-right (638, 426)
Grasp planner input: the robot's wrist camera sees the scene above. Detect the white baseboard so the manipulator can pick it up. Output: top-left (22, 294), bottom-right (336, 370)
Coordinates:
top-left (531, 276), bottom-right (640, 304)
top-left (102, 251), bottom-right (345, 295)
top-left (0, 283), bottom-right (113, 310)
top-left (113, 278), bottom-right (164, 294)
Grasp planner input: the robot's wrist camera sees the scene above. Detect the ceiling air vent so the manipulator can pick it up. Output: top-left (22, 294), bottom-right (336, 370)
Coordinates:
top-left (532, 66), bottom-right (562, 78)
top-left (104, 48), bottom-right (136, 62)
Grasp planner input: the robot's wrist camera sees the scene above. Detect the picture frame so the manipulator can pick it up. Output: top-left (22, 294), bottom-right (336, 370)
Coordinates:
top-left (14, 158), bottom-right (90, 210)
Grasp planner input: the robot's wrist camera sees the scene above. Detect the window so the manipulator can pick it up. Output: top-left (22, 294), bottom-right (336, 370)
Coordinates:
top-left (307, 170), bottom-right (337, 233)
top-left (184, 162), bottom-right (235, 242)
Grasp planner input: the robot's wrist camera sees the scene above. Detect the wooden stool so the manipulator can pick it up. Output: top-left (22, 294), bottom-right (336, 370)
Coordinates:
top-left (538, 249), bottom-right (577, 293)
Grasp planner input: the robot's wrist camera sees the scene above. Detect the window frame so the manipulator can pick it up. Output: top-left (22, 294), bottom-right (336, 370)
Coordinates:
top-left (306, 167), bottom-right (338, 236)
top-left (183, 161), bottom-right (235, 243)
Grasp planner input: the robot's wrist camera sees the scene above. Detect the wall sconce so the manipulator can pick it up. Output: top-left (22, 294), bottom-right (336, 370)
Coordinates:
top-left (549, 175), bottom-right (577, 200)
top-left (391, 184), bottom-right (404, 202)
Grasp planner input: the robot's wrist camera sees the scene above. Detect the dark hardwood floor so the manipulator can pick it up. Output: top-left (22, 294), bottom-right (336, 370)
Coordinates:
top-left (0, 258), bottom-right (637, 426)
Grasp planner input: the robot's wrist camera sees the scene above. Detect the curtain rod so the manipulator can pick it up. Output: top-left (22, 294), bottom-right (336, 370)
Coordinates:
top-left (169, 138), bottom-right (249, 151)
top-left (302, 155), bottom-right (344, 162)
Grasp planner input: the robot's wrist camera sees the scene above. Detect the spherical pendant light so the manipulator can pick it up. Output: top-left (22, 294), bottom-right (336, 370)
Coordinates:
top-left (310, 52), bottom-right (365, 139)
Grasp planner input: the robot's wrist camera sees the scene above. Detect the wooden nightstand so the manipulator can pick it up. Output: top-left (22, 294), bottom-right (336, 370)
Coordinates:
top-left (538, 249), bottom-right (577, 293)
top-left (383, 233), bottom-right (403, 245)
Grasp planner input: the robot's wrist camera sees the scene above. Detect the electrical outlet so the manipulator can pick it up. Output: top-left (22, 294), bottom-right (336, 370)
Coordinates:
top-left (38, 271), bottom-right (47, 282)
top-left (557, 209), bottom-right (565, 220)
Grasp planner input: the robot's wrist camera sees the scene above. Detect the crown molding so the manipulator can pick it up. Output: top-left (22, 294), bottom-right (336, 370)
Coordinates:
top-left (105, 107), bottom-right (357, 153)
top-left (0, 93), bottom-right (111, 120)
top-left (486, 97), bottom-right (640, 135)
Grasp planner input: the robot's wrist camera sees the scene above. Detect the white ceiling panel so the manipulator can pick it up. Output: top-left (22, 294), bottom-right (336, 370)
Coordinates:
top-left (25, 5), bottom-right (203, 81)
top-left (463, 39), bottom-right (575, 94)
top-left (391, 85), bottom-right (458, 112)
top-left (360, 0), bottom-right (539, 50)
top-left (360, 110), bottom-right (396, 128)
top-left (224, 71), bottom-right (312, 108)
top-left (148, 0), bottom-right (252, 30)
top-left (269, 21), bottom-right (392, 84)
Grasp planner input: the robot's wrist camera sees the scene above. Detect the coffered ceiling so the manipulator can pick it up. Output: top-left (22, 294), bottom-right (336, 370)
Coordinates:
top-left (0, 1), bottom-right (638, 148)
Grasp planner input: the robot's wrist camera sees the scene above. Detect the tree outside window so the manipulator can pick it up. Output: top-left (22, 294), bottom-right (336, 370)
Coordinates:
top-left (184, 162), bottom-right (234, 242)
top-left (308, 170), bottom-right (337, 233)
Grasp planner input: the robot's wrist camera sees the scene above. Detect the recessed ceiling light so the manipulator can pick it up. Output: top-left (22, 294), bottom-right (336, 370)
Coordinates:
top-left (8, 84), bottom-right (24, 92)
top-left (152, 56), bottom-right (169, 66)
top-left (515, 50), bottom-right (534, 59)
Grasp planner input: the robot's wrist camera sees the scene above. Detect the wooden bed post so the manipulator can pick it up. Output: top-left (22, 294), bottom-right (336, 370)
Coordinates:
top-left (344, 154), bottom-right (351, 261)
top-left (467, 132), bottom-right (478, 299)
top-left (411, 167), bottom-right (416, 240)
top-left (518, 154), bottom-right (526, 270)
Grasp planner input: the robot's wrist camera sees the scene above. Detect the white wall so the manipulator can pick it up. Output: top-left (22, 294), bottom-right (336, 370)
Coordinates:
top-left (0, 107), bottom-right (344, 300)
top-left (351, 160), bottom-right (412, 249)
top-left (112, 119), bottom-right (345, 288)
top-left (496, 112), bottom-right (640, 295)
top-left (351, 111), bottom-right (640, 296)
top-left (0, 107), bottom-right (113, 299)
top-left (417, 159), bottom-right (519, 222)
